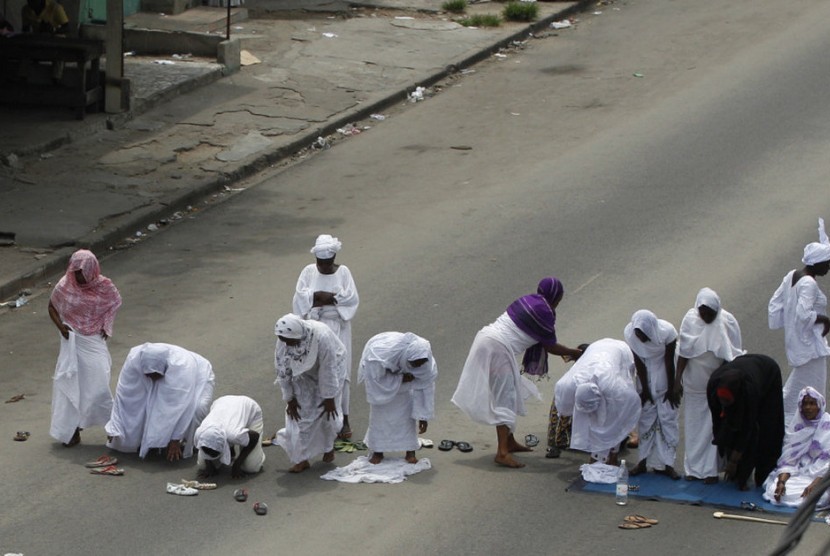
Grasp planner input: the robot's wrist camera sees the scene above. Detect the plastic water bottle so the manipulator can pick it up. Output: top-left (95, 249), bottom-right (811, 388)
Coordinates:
top-left (615, 459), bottom-right (629, 505)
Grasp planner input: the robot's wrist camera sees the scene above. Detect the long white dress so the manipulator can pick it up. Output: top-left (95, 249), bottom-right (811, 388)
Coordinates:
top-left (105, 343), bottom-right (215, 458)
top-left (624, 313), bottom-right (679, 470)
top-left (275, 321), bottom-right (346, 464)
top-left (554, 338), bottom-right (641, 461)
top-left (359, 332), bottom-right (437, 453)
top-left (293, 264), bottom-right (359, 415)
top-left (451, 313), bottom-right (541, 432)
top-left (678, 289), bottom-right (744, 479)
top-left (769, 270), bottom-right (830, 424)
top-left (194, 395), bottom-right (265, 473)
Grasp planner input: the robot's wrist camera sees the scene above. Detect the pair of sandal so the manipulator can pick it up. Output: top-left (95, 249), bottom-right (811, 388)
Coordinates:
top-left (618, 514), bottom-right (658, 530)
top-left (438, 440), bottom-right (473, 452)
top-left (234, 489), bottom-right (267, 515)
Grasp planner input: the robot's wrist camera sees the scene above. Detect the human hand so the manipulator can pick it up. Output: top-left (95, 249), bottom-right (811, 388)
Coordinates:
top-left (802, 478), bottom-right (821, 498)
top-left (166, 439), bottom-right (183, 462)
top-left (60, 324), bottom-right (71, 340)
top-left (775, 480), bottom-right (786, 502)
top-left (818, 315), bottom-right (830, 337)
top-left (231, 462), bottom-right (245, 479)
top-left (319, 398), bottom-right (338, 420)
top-left (664, 391), bottom-right (680, 409)
top-left (197, 466), bottom-right (215, 480)
top-left (287, 398), bottom-right (301, 421)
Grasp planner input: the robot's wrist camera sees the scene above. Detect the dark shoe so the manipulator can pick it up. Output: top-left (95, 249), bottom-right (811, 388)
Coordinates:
top-left (455, 441), bottom-right (473, 453)
top-left (438, 440), bottom-right (455, 451)
top-left (545, 446), bottom-right (561, 459)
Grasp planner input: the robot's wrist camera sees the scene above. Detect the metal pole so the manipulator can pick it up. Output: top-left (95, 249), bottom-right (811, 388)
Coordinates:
top-left (225, 0), bottom-right (230, 41)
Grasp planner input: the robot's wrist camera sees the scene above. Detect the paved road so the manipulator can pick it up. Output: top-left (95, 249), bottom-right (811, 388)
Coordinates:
top-left (2, 0), bottom-right (830, 554)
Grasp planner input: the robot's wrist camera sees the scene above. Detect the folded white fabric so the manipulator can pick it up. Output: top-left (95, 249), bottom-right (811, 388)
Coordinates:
top-left (579, 462), bottom-right (619, 484)
top-left (321, 456), bottom-right (432, 484)
top-left (166, 482), bottom-right (199, 496)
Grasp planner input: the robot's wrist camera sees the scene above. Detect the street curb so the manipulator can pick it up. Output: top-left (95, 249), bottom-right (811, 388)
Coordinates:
top-left (0, 0), bottom-right (592, 302)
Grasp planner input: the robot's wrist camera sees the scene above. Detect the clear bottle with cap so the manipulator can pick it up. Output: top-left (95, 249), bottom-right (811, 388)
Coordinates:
top-left (615, 459), bottom-right (629, 505)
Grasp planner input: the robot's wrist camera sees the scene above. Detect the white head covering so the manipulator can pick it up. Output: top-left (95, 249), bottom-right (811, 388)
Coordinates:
top-left (139, 343), bottom-right (170, 375)
top-left (357, 332), bottom-right (435, 382)
top-left (275, 314), bottom-right (306, 339)
top-left (677, 288), bottom-right (744, 361)
top-left (623, 309), bottom-right (678, 360)
top-left (311, 234), bottom-right (342, 260)
top-left (196, 424), bottom-right (231, 466)
top-left (802, 218), bottom-right (830, 265)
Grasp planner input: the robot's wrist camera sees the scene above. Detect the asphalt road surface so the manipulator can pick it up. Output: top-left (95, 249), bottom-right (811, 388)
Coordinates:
top-left (2, 0), bottom-right (830, 554)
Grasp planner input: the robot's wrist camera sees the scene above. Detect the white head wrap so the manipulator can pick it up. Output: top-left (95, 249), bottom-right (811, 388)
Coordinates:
top-left (623, 309), bottom-right (678, 360)
top-left (275, 314), bottom-right (306, 339)
top-left (802, 218), bottom-right (830, 265)
top-left (196, 424), bottom-right (231, 466)
top-left (311, 234), bottom-right (342, 260)
top-left (677, 288), bottom-right (744, 361)
top-left (139, 343), bottom-right (169, 375)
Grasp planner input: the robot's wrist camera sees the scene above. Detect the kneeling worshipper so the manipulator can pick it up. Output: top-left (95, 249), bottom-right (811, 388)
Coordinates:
top-left (105, 343), bottom-right (215, 461)
top-left (555, 338), bottom-right (641, 469)
top-left (675, 287), bottom-right (744, 484)
top-left (624, 310), bottom-right (680, 479)
top-left (763, 387), bottom-right (830, 508)
top-left (48, 249), bottom-right (122, 448)
top-left (707, 354), bottom-right (785, 490)
top-left (452, 277), bottom-right (583, 468)
top-left (358, 332), bottom-right (437, 465)
top-left (274, 314), bottom-right (347, 473)
top-left (195, 395), bottom-right (265, 479)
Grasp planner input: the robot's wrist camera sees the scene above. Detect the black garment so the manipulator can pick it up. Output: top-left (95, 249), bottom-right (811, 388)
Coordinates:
top-left (706, 354), bottom-right (785, 488)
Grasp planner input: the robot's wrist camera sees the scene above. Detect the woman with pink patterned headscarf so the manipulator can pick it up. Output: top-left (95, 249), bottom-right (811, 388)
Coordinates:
top-left (48, 249), bottom-right (122, 447)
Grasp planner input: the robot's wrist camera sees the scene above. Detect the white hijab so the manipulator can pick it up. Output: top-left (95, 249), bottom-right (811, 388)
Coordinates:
top-left (623, 309), bottom-right (677, 360)
top-left (275, 314), bottom-right (321, 377)
top-left (677, 288), bottom-right (744, 361)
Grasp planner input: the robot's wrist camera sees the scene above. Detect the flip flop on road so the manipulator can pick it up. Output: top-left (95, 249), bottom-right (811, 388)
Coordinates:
top-left (456, 441), bottom-right (473, 453)
top-left (181, 479), bottom-right (217, 490)
top-left (524, 434), bottom-right (540, 447)
top-left (85, 455), bottom-right (118, 468)
top-left (90, 465), bottom-right (124, 476)
top-left (234, 488), bottom-right (248, 502)
top-left (624, 515), bottom-right (659, 525)
top-left (438, 440), bottom-right (455, 451)
top-left (13, 431), bottom-right (30, 442)
top-left (253, 502), bottom-right (268, 516)
top-left (618, 521), bottom-right (651, 530)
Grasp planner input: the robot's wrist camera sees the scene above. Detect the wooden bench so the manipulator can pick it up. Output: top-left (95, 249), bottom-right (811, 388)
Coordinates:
top-left (0, 35), bottom-right (104, 119)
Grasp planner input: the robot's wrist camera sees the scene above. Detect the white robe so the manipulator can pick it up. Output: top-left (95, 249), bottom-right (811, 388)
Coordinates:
top-left (195, 395), bottom-right (265, 473)
top-left (769, 270), bottom-right (830, 422)
top-left (50, 331), bottom-right (113, 444)
top-left (451, 313), bottom-right (541, 432)
top-left (359, 332), bottom-right (437, 453)
top-left (105, 343), bottom-right (215, 458)
top-left (293, 264), bottom-right (358, 414)
top-left (554, 338), bottom-right (640, 460)
top-left (275, 321), bottom-right (346, 464)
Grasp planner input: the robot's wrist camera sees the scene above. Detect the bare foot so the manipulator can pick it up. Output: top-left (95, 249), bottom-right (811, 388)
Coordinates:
top-left (507, 436), bottom-right (532, 453)
top-left (629, 461), bottom-right (647, 476)
top-left (369, 452), bottom-right (384, 464)
top-left (405, 451), bottom-right (418, 464)
top-left (289, 460), bottom-right (311, 473)
top-left (494, 454), bottom-right (525, 468)
top-left (322, 450), bottom-right (335, 463)
top-left (660, 466), bottom-right (681, 480)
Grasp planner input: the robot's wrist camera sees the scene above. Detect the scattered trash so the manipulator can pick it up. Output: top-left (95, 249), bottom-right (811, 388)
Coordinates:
top-left (593, 10), bottom-right (602, 15)
top-left (510, 112), bottom-right (520, 116)
top-left (135, 231), bottom-right (143, 237)
top-left (322, 32), bottom-right (338, 38)
top-left (550, 19), bottom-right (572, 29)
top-left (633, 72), bottom-right (644, 78)
top-left (3, 153), bottom-right (21, 169)
top-left (233, 25), bottom-right (244, 30)
top-left (494, 53), bottom-right (507, 59)
top-left (147, 223), bottom-right (159, 232)
top-left (450, 145), bottom-right (472, 150)
top-left (370, 113), bottom-right (386, 121)
top-left (13, 294), bottom-right (28, 308)
top-left (124, 51), bottom-right (135, 56)
top-left (394, 16), bottom-right (414, 19)
top-left (337, 123), bottom-right (361, 137)
top-left (408, 86), bottom-right (426, 102)
top-left (171, 53), bottom-right (193, 60)
top-left (153, 60), bottom-right (176, 65)
top-left (312, 136), bottom-right (330, 150)
top-left (5, 394), bottom-right (25, 403)
top-left (240, 50), bottom-right (261, 66)
top-left (460, 68), bottom-right (476, 75)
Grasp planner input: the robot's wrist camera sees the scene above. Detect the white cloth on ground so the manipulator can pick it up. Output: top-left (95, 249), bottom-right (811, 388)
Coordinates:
top-left (321, 455), bottom-right (431, 484)
top-left (451, 313), bottom-right (541, 432)
top-left (195, 395), bottom-right (265, 472)
top-left (359, 332), bottom-right (437, 453)
top-left (50, 331), bottom-right (113, 444)
top-left (554, 338), bottom-right (640, 457)
top-left (275, 319), bottom-right (346, 464)
top-left (579, 461), bottom-right (619, 484)
top-left (293, 264), bottom-right (358, 414)
top-left (105, 343), bottom-right (215, 458)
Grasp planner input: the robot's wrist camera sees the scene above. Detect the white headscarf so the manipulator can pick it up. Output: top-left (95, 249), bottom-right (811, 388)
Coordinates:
top-left (623, 309), bottom-right (678, 360)
top-left (357, 332), bottom-right (436, 383)
top-left (802, 218), bottom-right (830, 265)
top-left (197, 424), bottom-right (231, 466)
top-left (677, 287), bottom-right (744, 361)
top-left (275, 314), bottom-right (320, 377)
top-left (311, 234), bottom-right (342, 260)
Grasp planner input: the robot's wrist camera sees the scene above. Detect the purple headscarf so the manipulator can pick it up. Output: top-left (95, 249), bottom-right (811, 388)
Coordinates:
top-left (507, 293), bottom-right (558, 377)
top-left (537, 276), bottom-right (564, 307)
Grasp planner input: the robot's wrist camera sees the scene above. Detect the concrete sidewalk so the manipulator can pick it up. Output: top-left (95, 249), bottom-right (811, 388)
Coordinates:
top-left (0, 0), bottom-right (587, 301)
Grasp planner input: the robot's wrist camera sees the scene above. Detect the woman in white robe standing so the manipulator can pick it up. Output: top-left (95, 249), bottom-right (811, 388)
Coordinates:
top-left (624, 310), bottom-right (680, 479)
top-left (105, 343), bottom-right (215, 461)
top-left (293, 234), bottom-right (359, 440)
top-left (275, 314), bottom-right (347, 473)
top-left (768, 218), bottom-right (830, 426)
top-left (674, 287), bottom-right (744, 483)
top-left (358, 332), bottom-right (437, 464)
top-left (554, 338), bottom-right (641, 465)
top-left (48, 249), bottom-right (122, 448)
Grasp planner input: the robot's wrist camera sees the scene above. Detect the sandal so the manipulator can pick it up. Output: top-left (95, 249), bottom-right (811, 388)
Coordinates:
top-left (438, 440), bottom-right (455, 451)
top-left (13, 431), bottom-right (30, 442)
top-left (618, 521), bottom-right (651, 530)
top-left (181, 479), bottom-right (217, 490)
top-left (166, 482), bottom-right (199, 496)
top-left (337, 425), bottom-right (352, 440)
top-left (85, 455), bottom-right (118, 468)
top-left (89, 465), bottom-right (124, 476)
top-left (524, 434), bottom-right (539, 447)
top-left (234, 488), bottom-right (248, 502)
top-left (624, 514), bottom-right (659, 525)
top-left (545, 446), bottom-right (561, 459)
top-left (456, 441), bottom-right (473, 453)
top-left (253, 502), bottom-right (268, 516)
